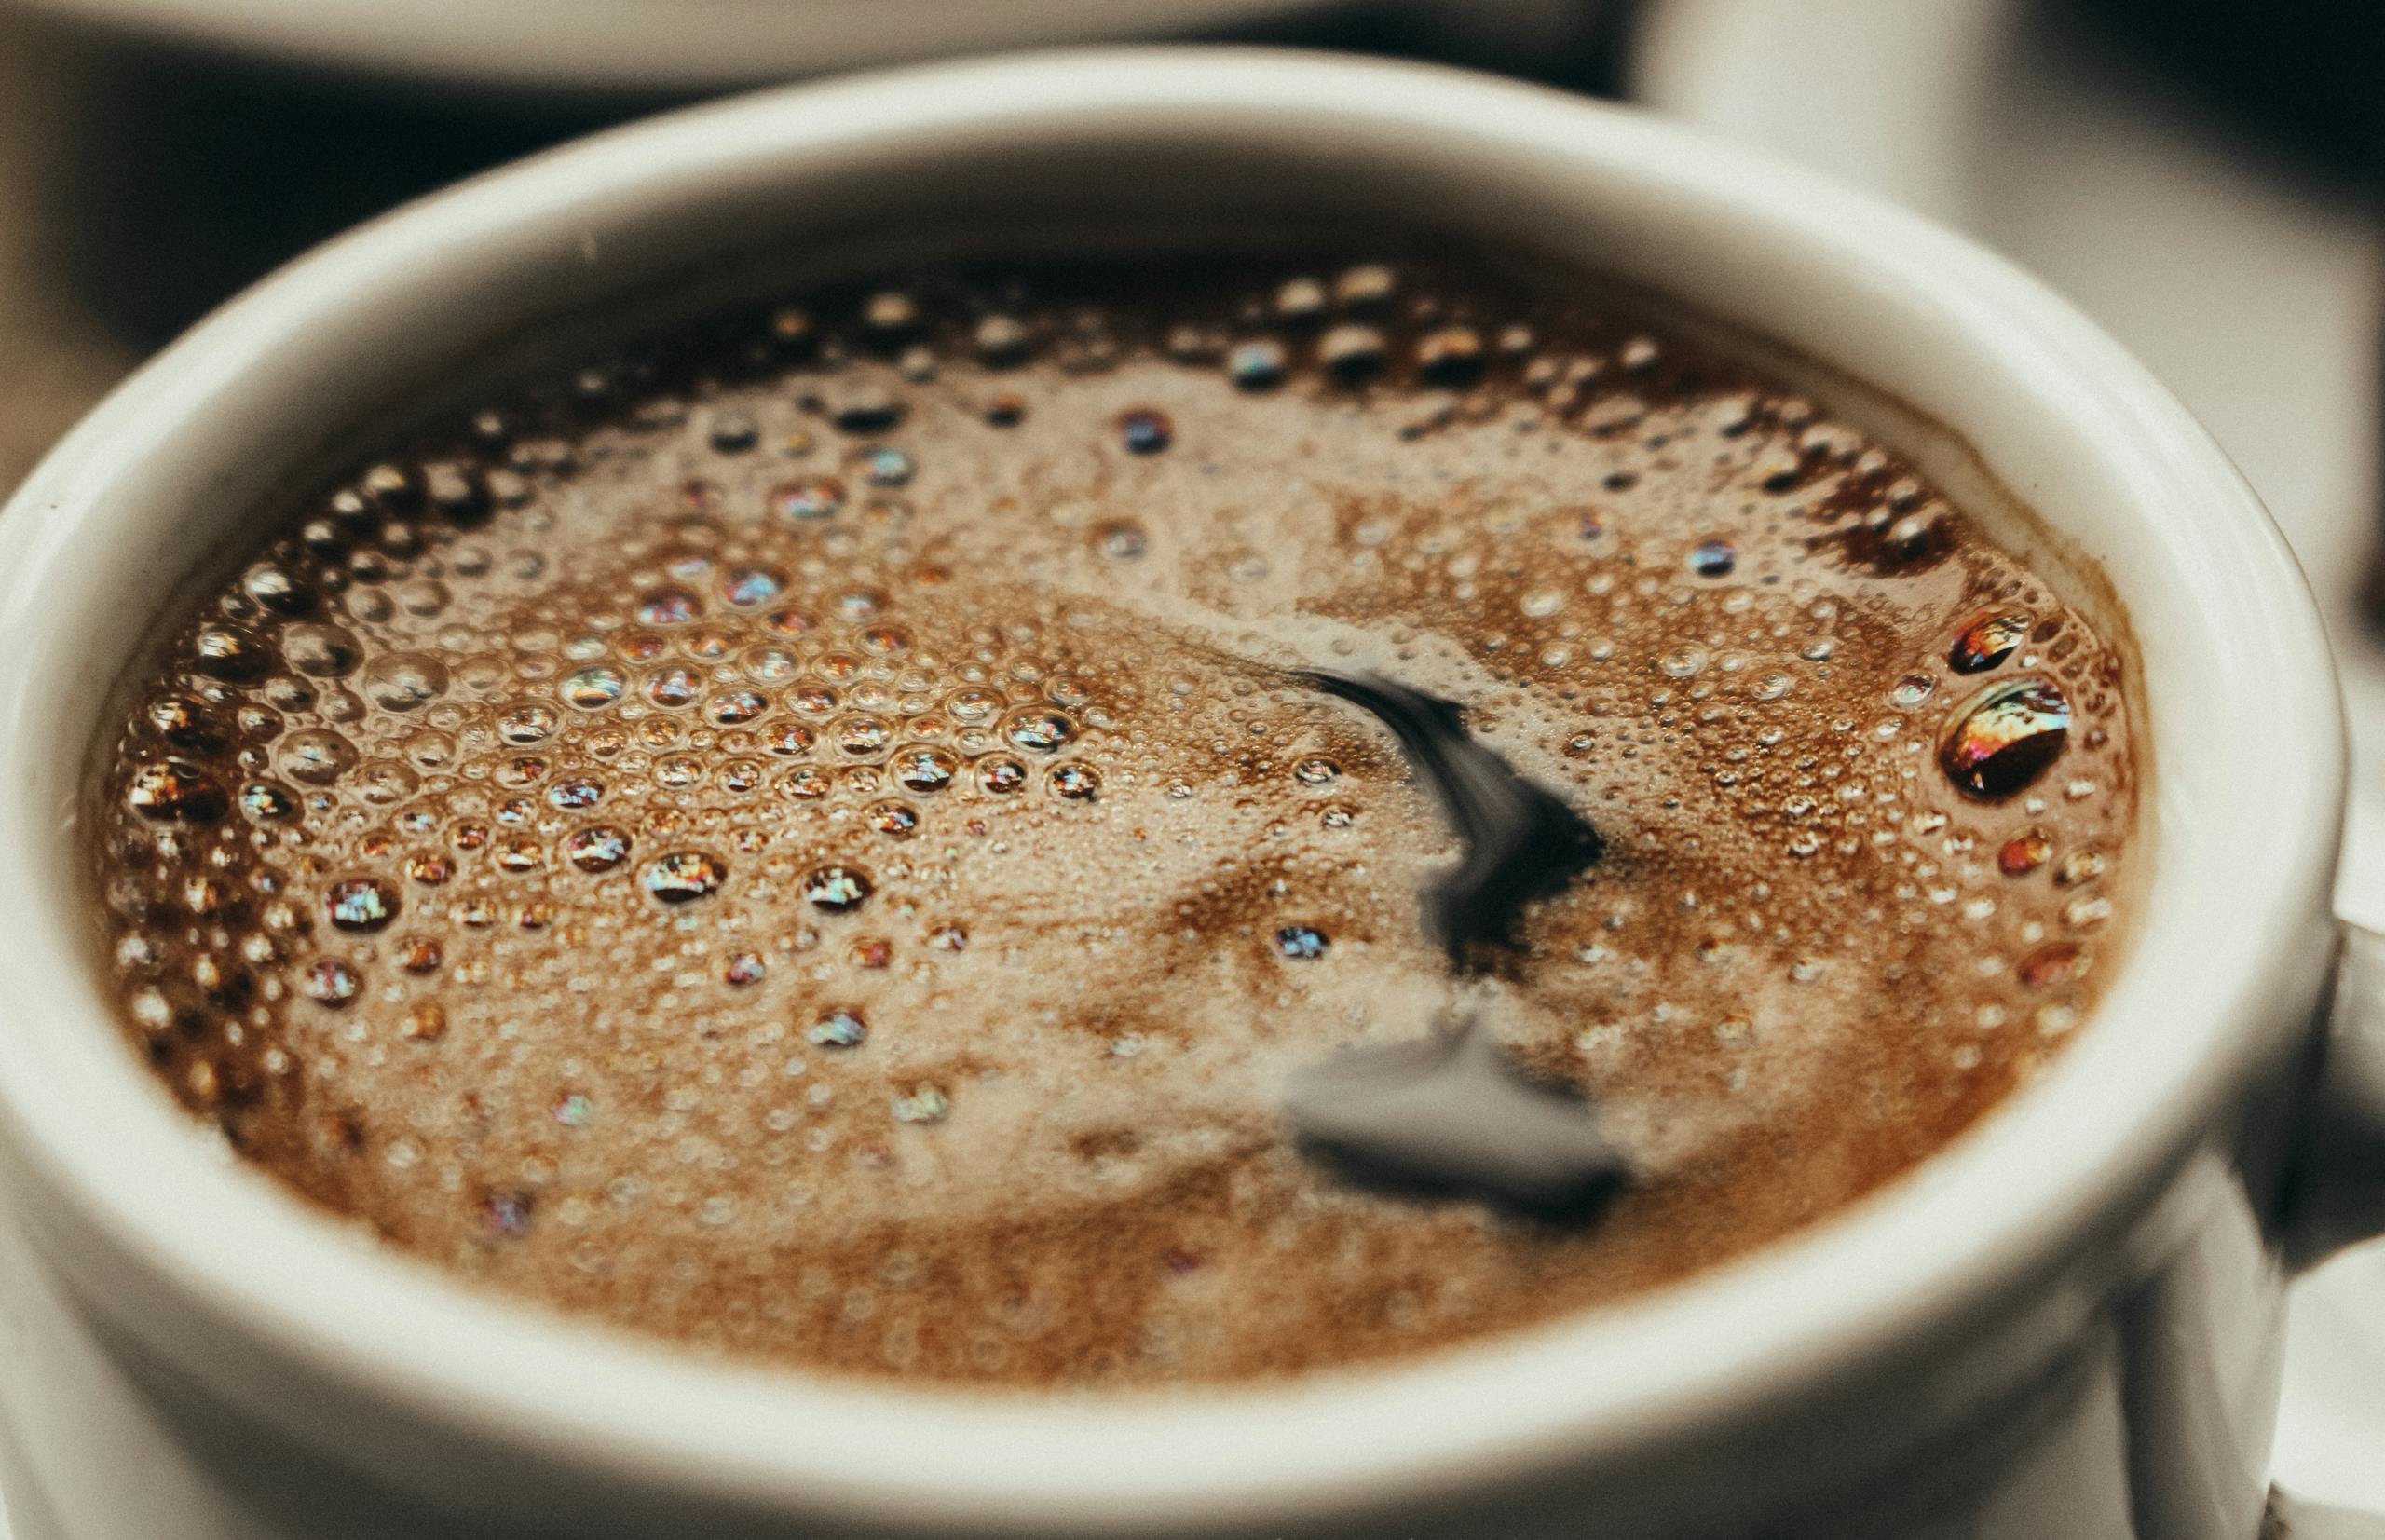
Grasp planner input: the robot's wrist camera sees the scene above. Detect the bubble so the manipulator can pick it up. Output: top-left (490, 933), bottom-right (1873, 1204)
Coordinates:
top-left (2054, 850), bottom-right (2106, 886)
top-left (976, 756), bottom-right (1027, 794)
top-left (1949, 613), bottom-right (2030, 674)
top-left (802, 865), bottom-right (872, 913)
top-left (946, 688), bottom-right (1004, 724)
top-left (835, 715), bottom-right (893, 756)
top-left (647, 668), bottom-right (699, 708)
top-left (143, 696), bottom-right (227, 753)
top-left (893, 746), bottom-right (958, 793)
top-left (1752, 673), bottom-right (1792, 702)
top-left (239, 782), bottom-right (298, 821)
top-left (780, 767), bottom-right (832, 799)
top-left (548, 779), bottom-right (602, 811)
top-left (1119, 409), bottom-right (1173, 456)
top-left (1890, 675), bottom-right (1936, 708)
top-left (835, 589), bottom-right (884, 624)
top-left (2018, 942), bottom-right (2083, 989)
top-left (721, 567), bottom-right (784, 608)
top-left (400, 1003), bottom-right (446, 1042)
top-left (1049, 764), bottom-right (1101, 800)
top-left (1998, 832), bottom-right (2051, 876)
top-left (242, 564), bottom-right (315, 615)
top-left (361, 653), bottom-right (449, 712)
top-left (303, 959), bottom-right (360, 1008)
top-left (808, 1009), bottom-right (867, 1048)
top-left (192, 626), bottom-right (269, 682)
top-left (1689, 540), bottom-right (1736, 579)
top-left (866, 800), bottom-right (920, 837)
top-left (863, 448), bottom-right (915, 486)
top-left (278, 729), bottom-right (357, 785)
top-left (974, 314), bottom-right (1030, 366)
top-left (1003, 707), bottom-right (1076, 754)
top-left (562, 666), bottom-right (625, 710)
top-left (1660, 647), bottom-right (1708, 680)
top-left (499, 704), bottom-right (559, 744)
top-left (553, 1092), bottom-right (593, 1127)
top-left (1227, 338), bottom-right (1288, 391)
top-left (1318, 325), bottom-right (1388, 386)
top-left (1940, 676), bottom-right (2069, 800)
top-left (831, 386), bottom-right (906, 434)
top-left (1294, 756), bottom-right (1340, 785)
top-left (1334, 263), bottom-right (1396, 310)
top-left (644, 851), bottom-right (728, 904)
top-left (126, 760), bottom-right (228, 823)
top-left (723, 952), bottom-right (766, 987)
top-left (322, 877), bottom-right (398, 932)
top-left (893, 1083), bottom-right (951, 1124)
top-left (1274, 925), bottom-right (1329, 960)
top-left (281, 623), bottom-right (362, 678)
top-left (636, 590), bottom-right (699, 627)
top-left (481, 1192), bottom-right (534, 1240)
top-left (928, 923), bottom-right (967, 951)
top-left (707, 689), bottom-right (768, 727)
top-left (567, 826), bottom-right (632, 873)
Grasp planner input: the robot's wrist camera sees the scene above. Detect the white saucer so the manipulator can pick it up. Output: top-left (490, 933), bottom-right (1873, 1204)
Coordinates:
top-left (0, 0), bottom-right (1352, 93)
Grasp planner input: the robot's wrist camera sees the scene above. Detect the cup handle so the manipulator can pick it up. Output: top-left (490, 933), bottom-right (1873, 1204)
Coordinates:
top-left (2286, 920), bottom-right (2385, 1270)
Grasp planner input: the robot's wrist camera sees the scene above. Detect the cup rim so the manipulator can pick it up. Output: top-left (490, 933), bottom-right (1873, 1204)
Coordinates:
top-left (0, 47), bottom-right (2342, 1531)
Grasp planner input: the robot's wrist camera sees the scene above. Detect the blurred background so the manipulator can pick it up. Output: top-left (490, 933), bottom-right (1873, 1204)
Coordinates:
top-left (0, 0), bottom-right (2377, 1523)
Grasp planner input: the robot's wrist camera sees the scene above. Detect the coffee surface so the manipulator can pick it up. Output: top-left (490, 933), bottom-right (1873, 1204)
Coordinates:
top-left (92, 254), bottom-right (2137, 1385)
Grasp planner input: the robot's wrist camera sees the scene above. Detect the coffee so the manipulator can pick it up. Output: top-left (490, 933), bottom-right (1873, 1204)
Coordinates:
top-left (91, 252), bottom-right (2138, 1385)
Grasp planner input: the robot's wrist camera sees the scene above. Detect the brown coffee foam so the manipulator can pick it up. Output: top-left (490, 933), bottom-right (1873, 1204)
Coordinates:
top-left (90, 256), bottom-right (2136, 1384)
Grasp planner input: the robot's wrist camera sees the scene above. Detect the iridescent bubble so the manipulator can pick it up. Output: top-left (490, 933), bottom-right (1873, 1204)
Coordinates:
top-left (636, 590), bottom-right (700, 627)
top-left (892, 1083), bottom-right (950, 1124)
top-left (325, 878), bottom-right (398, 932)
top-left (126, 760), bottom-right (227, 823)
top-left (707, 689), bottom-right (768, 726)
top-left (238, 782), bottom-right (297, 821)
top-left (1274, 925), bottom-right (1329, 960)
top-left (1119, 409), bottom-right (1173, 455)
top-left (723, 952), bottom-right (766, 987)
top-left (807, 1009), bottom-right (867, 1048)
top-left (1294, 756), bottom-right (1340, 785)
top-left (1227, 339), bottom-right (1288, 391)
top-left (1940, 676), bottom-right (2070, 800)
top-left (566, 825), bottom-right (631, 873)
top-left (1890, 675), bottom-right (1936, 708)
top-left (644, 851), bottom-right (728, 903)
top-left (647, 668), bottom-right (698, 708)
top-left (866, 800), bottom-right (920, 838)
top-left (303, 959), bottom-right (361, 1008)
top-left (864, 448), bottom-right (915, 486)
top-left (779, 767), bottom-right (832, 799)
top-left (144, 696), bottom-right (226, 753)
top-left (976, 756), bottom-right (1027, 794)
top-left (801, 865), bottom-right (872, 913)
top-left (857, 625), bottom-right (910, 657)
top-left (1689, 540), bottom-right (1736, 579)
top-left (772, 476), bottom-right (847, 522)
top-left (1003, 706), bottom-right (1076, 754)
top-left (721, 567), bottom-right (784, 607)
top-left (893, 746), bottom-right (958, 793)
top-left (835, 715), bottom-right (893, 756)
top-left (1998, 832), bottom-right (2051, 875)
top-left (1949, 612), bottom-right (2030, 674)
top-left (361, 653), bottom-right (448, 712)
top-left (499, 704), bottom-right (558, 744)
top-left (1049, 764), bottom-right (1100, 800)
top-left (548, 779), bottom-right (602, 810)
top-left (564, 666), bottom-right (625, 709)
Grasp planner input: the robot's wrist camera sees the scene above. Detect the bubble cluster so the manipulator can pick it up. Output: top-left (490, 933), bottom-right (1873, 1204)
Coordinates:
top-left (91, 250), bottom-right (2136, 1393)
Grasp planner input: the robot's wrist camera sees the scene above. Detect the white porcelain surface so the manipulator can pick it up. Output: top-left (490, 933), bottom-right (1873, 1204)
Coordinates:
top-left (0, 48), bottom-right (2371, 1539)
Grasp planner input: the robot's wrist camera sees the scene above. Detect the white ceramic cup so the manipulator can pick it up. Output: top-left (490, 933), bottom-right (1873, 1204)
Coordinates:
top-left (0, 48), bottom-right (2378, 1540)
